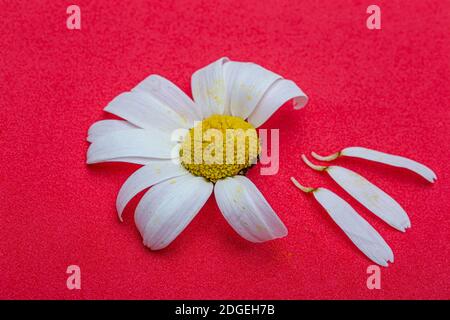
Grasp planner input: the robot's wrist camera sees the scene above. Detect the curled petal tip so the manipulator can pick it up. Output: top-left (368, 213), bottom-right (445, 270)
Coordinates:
top-left (290, 177), bottom-right (315, 193)
top-left (301, 154), bottom-right (328, 171)
top-left (117, 205), bottom-right (123, 222)
top-left (311, 151), bottom-right (340, 162)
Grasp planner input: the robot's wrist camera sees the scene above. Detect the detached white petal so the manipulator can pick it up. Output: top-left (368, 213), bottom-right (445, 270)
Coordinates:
top-left (191, 57), bottom-right (229, 117)
top-left (87, 120), bottom-right (137, 143)
top-left (135, 175), bottom-right (213, 250)
top-left (302, 154), bottom-right (410, 232)
top-left (214, 176), bottom-right (287, 242)
top-left (327, 166), bottom-right (411, 232)
top-left (313, 187), bottom-right (394, 267)
top-left (116, 160), bottom-right (189, 221)
top-left (312, 146), bottom-right (437, 183)
top-left (133, 74), bottom-right (201, 125)
top-left (86, 129), bottom-right (175, 164)
top-left (223, 61), bottom-right (281, 119)
top-left (104, 91), bottom-right (189, 133)
top-left (248, 79), bottom-right (308, 127)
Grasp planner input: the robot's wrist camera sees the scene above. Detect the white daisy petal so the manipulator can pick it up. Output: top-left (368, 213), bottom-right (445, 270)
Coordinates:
top-left (247, 79), bottom-right (308, 128)
top-left (135, 175), bottom-right (213, 250)
top-left (223, 61), bottom-right (281, 120)
top-left (214, 176), bottom-right (287, 242)
top-left (133, 74), bottom-right (201, 125)
top-left (312, 146), bottom-right (437, 183)
top-left (342, 147), bottom-right (437, 183)
top-left (291, 177), bottom-right (393, 266)
top-left (87, 120), bottom-right (137, 143)
top-left (191, 57), bottom-right (229, 118)
top-left (116, 160), bottom-right (189, 221)
top-left (327, 166), bottom-right (411, 232)
top-left (313, 187), bottom-right (394, 267)
top-left (86, 129), bottom-right (175, 164)
top-left (302, 154), bottom-right (411, 232)
top-left (104, 91), bottom-right (189, 133)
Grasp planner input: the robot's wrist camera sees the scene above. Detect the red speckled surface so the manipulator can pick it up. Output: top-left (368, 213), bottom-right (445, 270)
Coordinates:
top-left (1, 0), bottom-right (449, 299)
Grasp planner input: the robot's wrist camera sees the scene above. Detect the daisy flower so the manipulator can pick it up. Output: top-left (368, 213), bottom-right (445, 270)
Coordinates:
top-left (87, 57), bottom-right (308, 250)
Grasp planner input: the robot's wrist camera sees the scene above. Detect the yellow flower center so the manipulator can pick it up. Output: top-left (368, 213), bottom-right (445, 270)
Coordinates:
top-left (180, 114), bottom-right (260, 183)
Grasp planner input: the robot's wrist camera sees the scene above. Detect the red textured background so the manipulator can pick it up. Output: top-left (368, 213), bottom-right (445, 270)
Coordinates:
top-left (1, 0), bottom-right (449, 300)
